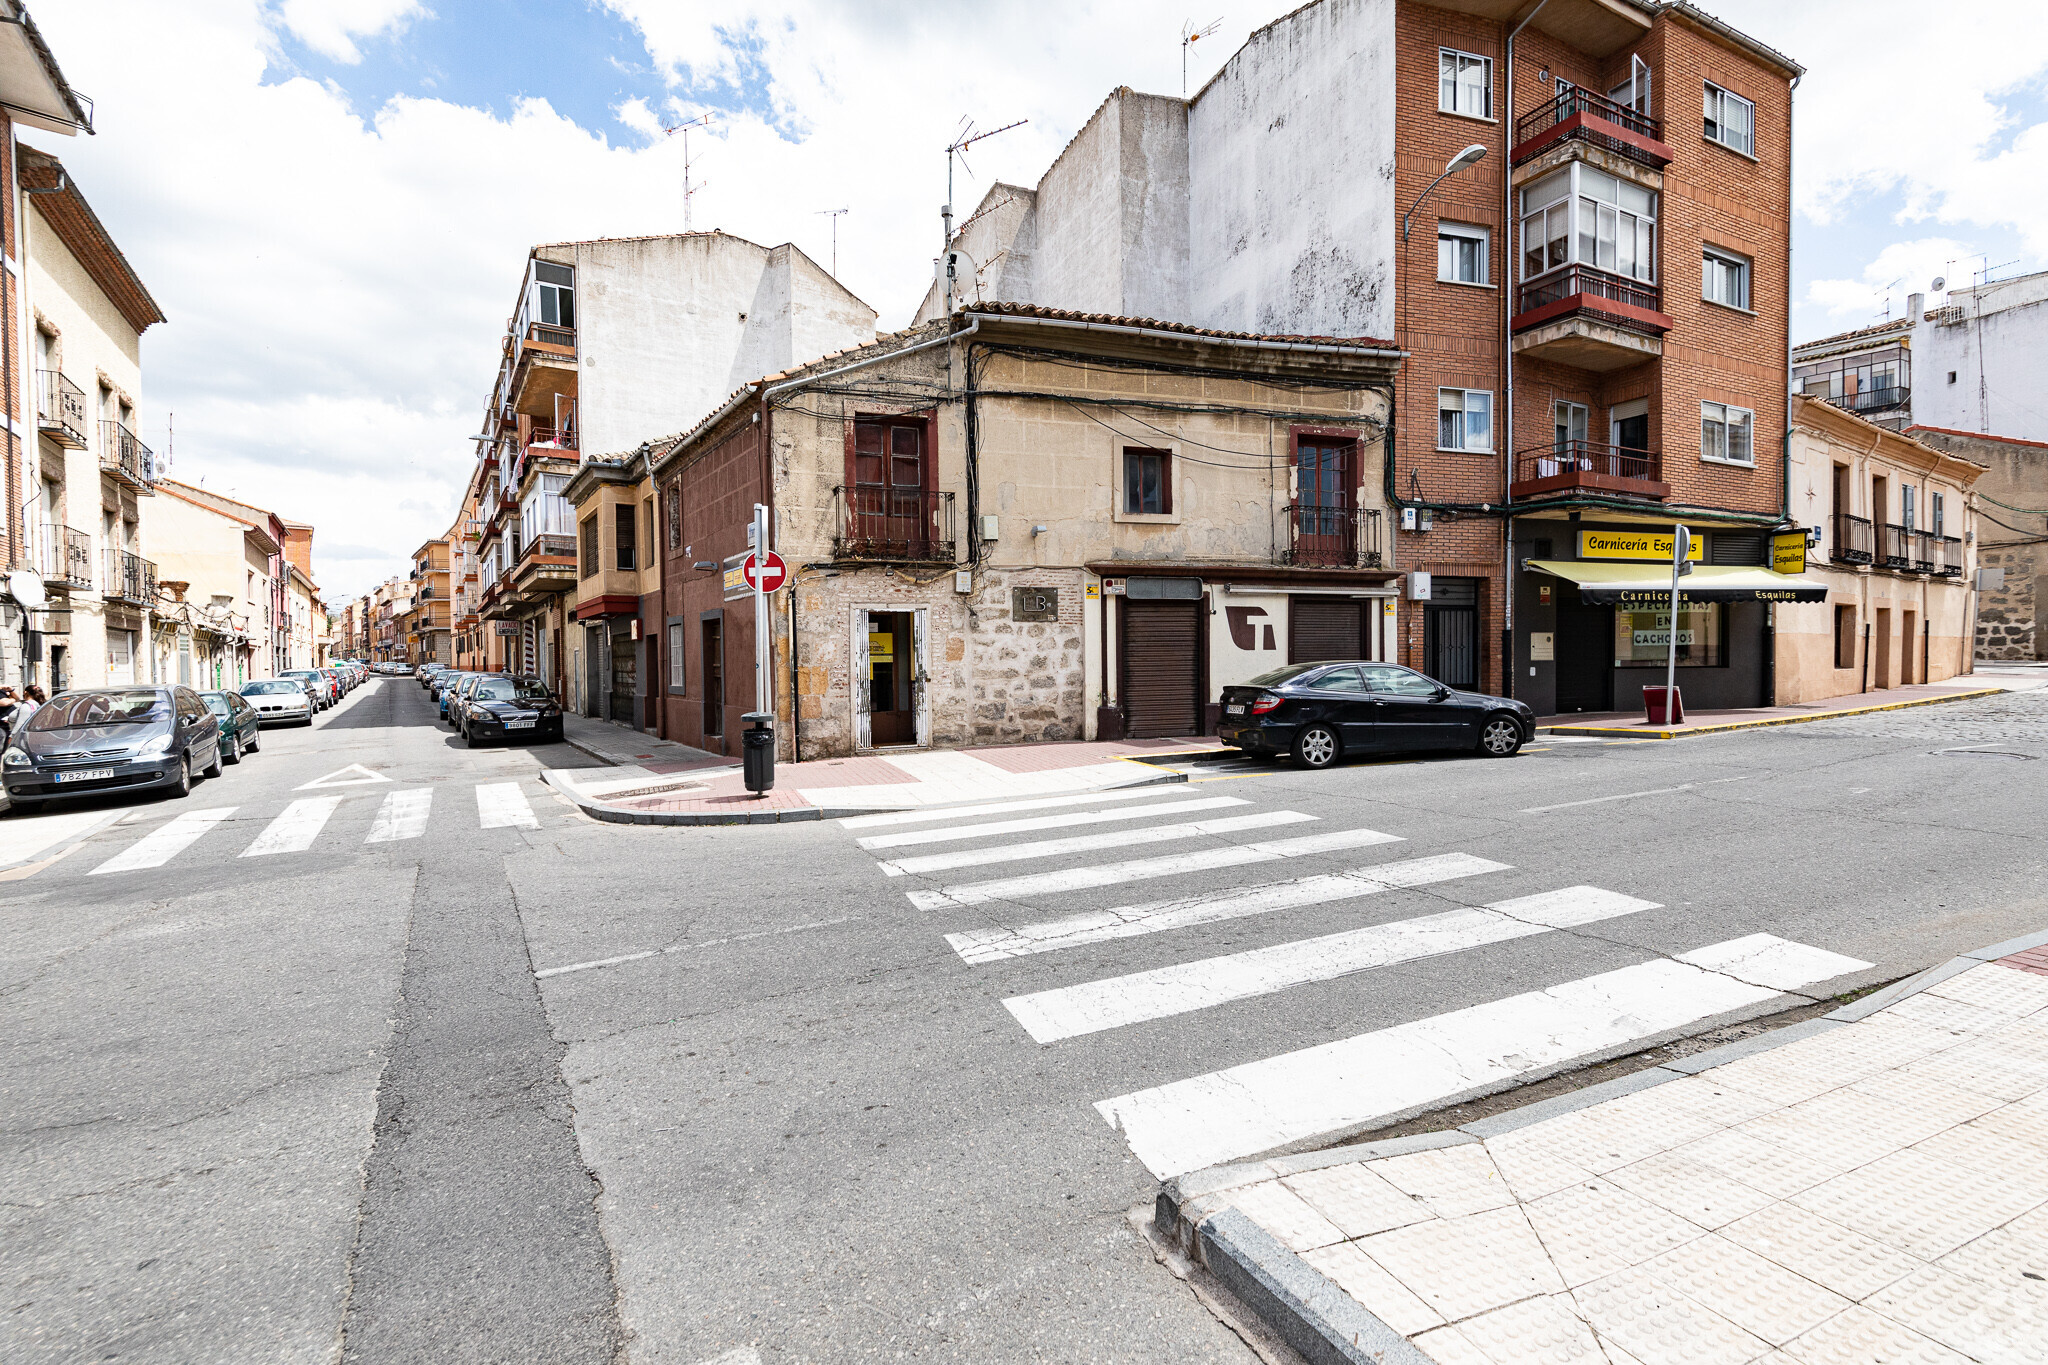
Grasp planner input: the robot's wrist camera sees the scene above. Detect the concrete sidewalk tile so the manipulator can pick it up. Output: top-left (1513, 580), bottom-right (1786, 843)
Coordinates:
top-left (1681, 1051), bottom-right (1845, 1109)
top-left (1717, 1202), bottom-right (1926, 1302)
top-left (1880, 989), bottom-right (2019, 1035)
top-left (1845, 1068), bottom-right (2005, 1130)
top-left (1668, 1126), bottom-right (1846, 1201)
top-left (1790, 1146), bottom-right (2048, 1262)
top-left (1785, 1084), bottom-right (1974, 1155)
top-left (1423, 1293), bottom-right (1614, 1365)
top-left (1777, 1305), bottom-right (1974, 1365)
top-left (1909, 1123), bottom-right (2048, 1194)
top-left (1634, 1233), bottom-right (1852, 1345)
top-left (1865, 1262), bottom-right (2048, 1363)
top-left (1925, 961), bottom-right (2048, 1015)
top-left (1735, 1102), bottom-right (1910, 1174)
top-left (1282, 1163), bottom-right (1437, 1241)
top-left (1485, 1129), bottom-right (1601, 1203)
top-left (1899, 1043), bottom-right (2048, 1104)
top-left (1638, 1074), bottom-right (1782, 1130)
top-left (1496, 1093), bottom-right (1721, 1178)
top-left (1267, 1128), bottom-right (1479, 1178)
top-left (1522, 1178), bottom-right (1709, 1288)
top-left (1370, 1144), bottom-right (1515, 1219)
top-left (1408, 1323), bottom-right (1500, 1365)
top-left (1933, 1223), bottom-right (2048, 1297)
top-left (1220, 1179), bottom-right (1348, 1254)
top-left (1968, 1092), bottom-right (2048, 1156)
top-left (1359, 1205), bottom-right (1566, 1322)
top-left (1299, 1242), bottom-right (1445, 1337)
top-left (1600, 1149), bottom-right (1776, 1231)
top-left (1569, 1264), bottom-right (1775, 1365)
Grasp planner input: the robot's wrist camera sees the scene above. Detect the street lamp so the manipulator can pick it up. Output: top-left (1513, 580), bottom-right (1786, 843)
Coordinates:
top-left (1402, 143), bottom-right (1488, 242)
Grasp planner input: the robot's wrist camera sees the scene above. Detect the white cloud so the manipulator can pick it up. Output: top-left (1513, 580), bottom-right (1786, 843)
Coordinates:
top-left (268, 0), bottom-right (425, 64)
top-left (1805, 236), bottom-right (1975, 322)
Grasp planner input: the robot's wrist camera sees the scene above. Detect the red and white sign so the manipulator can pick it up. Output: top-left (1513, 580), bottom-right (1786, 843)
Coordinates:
top-left (741, 551), bottom-right (788, 592)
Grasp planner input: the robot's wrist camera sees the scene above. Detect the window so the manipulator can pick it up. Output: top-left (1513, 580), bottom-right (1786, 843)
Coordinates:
top-left (1834, 606), bottom-right (1858, 670)
top-left (1703, 247), bottom-right (1751, 309)
top-left (1703, 83), bottom-right (1754, 156)
top-left (1439, 49), bottom-right (1492, 117)
top-left (1437, 223), bottom-right (1488, 284)
top-left (665, 483), bottom-right (682, 549)
top-left (1438, 389), bottom-right (1494, 452)
top-left (614, 503), bottom-right (637, 571)
top-left (1701, 402), bottom-right (1755, 466)
top-left (1554, 401), bottom-right (1589, 451)
top-left (533, 261), bottom-right (575, 329)
top-left (1614, 602), bottom-right (1724, 666)
top-left (1361, 665), bottom-right (1441, 697)
top-left (579, 516), bottom-right (598, 577)
top-left (1519, 163), bottom-right (1656, 284)
top-left (1312, 667), bottom-right (1368, 692)
top-left (1933, 490), bottom-right (1946, 537)
top-left (1123, 448), bottom-right (1171, 515)
top-left (1901, 485), bottom-right (1916, 531)
top-left (644, 498), bottom-right (656, 568)
top-left (1609, 55), bottom-right (1652, 115)
top-left (667, 621), bottom-right (686, 691)
top-left (1948, 371), bottom-right (1958, 385)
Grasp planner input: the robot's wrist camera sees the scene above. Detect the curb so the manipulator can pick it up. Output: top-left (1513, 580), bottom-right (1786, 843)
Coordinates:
top-left (1539, 686), bottom-right (2004, 740)
top-left (1156, 923), bottom-right (2048, 1363)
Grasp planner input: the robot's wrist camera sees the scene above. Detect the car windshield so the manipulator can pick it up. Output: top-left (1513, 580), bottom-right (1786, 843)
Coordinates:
top-left (1244, 663), bottom-right (1323, 687)
top-left (242, 680), bottom-right (304, 695)
top-left (475, 678), bottom-right (552, 703)
top-left (28, 689), bottom-right (168, 729)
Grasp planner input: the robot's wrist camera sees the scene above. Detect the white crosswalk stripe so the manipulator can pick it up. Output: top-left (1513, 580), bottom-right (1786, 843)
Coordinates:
top-left (840, 788), bottom-right (1184, 829)
top-left (366, 788), bottom-right (433, 843)
top-left (89, 808), bottom-right (236, 874)
top-left (885, 810), bottom-right (1319, 882)
top-left (854, 796), bottom-right (1247, 851)
top-left (241, 796), bottom-right (345, 857)
top-left (476, 782), bottom-right (539, 830)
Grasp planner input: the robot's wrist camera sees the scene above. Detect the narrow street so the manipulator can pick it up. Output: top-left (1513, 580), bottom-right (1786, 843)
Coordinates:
top-left (6, 678), bottom-right (2046, 1362)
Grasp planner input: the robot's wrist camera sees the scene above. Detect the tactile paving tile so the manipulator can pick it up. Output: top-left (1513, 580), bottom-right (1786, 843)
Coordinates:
top-left (1570, 1264), bottom-right (1776, 1365)
top-left (1717, 1201), bottom-right (1927, 1302)
top-left (1884, 990), bottom-right (2020, 1035)
top-left (1372, 1144), bottom-right (1515, 1218)
top-left (1781, 1084), bottom-right (1970, 1155)
top-left (1410, 1322), bottom-right (1501, 1365)
top-left (1356, 1205), bottom-right (1566, 1322)
top-left (1648, 1075), bottom-right (1783, 1131)
top-left (1865, 1262), bottom-right (2048, 1363)
top-left (1899, 1047), bottom-right (2048, 1104)
top-left (1847, 1067), bottom-right (2008, 1130)
top-left (1487, 1129), bottom-right (1601, 1203)
top-left (1689, 1052), bottom-right (1845, 1109)
top-left (1828, 1015), bottom-right (1983, 1070)
top-left (1776, 1304), bottom-right (1975, 1365)
top-left (1790, 1146), bottom-right (2048, 1262)
top-left (1504, 1098), bottom-right (1720, 1177)
top-left (1429, 1292), bottom-right (1613, 1365)
top-left (1523, 1178), bottom-right (1709, 1288)
top-left (1666, 1126), bottom-right (1843, 1201)
top-left (1601, 1149), bottom-right (1777, 1230)
top-left (1910, 1122), bottom-right (2048, 1197)
top-left (1299, 1241), bottom-right (1444, 1336)
top-left (1635, 1232), bottom-right (1853, 1345)
top-left (1925, 962), bottom-right (2048, 1016)
top-left (1934, 1223), bottom-right (2048, 1299)
top-left (1736, 1102), bottom-right (1912, 1173)
top-left (1283, 1162), bottom-right (1435, 1240)
top-left (1218, 1178), bottom-right (1347, 1252)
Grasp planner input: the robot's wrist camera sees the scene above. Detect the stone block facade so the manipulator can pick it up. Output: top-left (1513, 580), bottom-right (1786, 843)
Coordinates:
top-left (1976, 542), bottom-right (2042, 660)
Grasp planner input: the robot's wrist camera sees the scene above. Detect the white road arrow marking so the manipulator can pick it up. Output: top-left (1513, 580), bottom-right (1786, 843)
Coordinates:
top-left (297, 763), bottom-right (391, 790)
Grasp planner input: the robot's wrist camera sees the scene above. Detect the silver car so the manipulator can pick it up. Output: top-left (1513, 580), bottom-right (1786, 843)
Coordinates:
top-left (239, 677), bottom-right (314, 725)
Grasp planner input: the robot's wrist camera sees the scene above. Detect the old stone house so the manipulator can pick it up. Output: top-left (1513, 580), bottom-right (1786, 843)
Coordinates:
top-left (1906, 425), bottom-right (2048, 661)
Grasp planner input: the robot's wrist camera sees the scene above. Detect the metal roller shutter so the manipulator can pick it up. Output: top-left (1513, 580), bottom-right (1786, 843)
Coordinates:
top-left (1120, 599), bottom-right (1202, 738)
top-left (1289, 597), bottom-right (1365, 663)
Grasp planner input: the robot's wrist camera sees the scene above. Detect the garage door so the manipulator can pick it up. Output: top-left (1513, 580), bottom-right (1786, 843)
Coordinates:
top-left (1289, 597), bottom-right (1367, 663)
top-left (1121, 599), bottom-right (1202, 738)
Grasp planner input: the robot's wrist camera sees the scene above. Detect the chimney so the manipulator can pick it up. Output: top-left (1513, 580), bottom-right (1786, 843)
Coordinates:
top-left (1906, 292), bottom-right (1924, 320)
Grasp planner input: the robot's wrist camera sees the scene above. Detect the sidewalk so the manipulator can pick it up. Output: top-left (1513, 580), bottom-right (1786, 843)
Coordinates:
top-left (1157, 931), bottom-right (2048, 1365)
top-left (542, 728), bottom-right (1226, 825)
top-left (1539, 676), bottom-right (2014, 740)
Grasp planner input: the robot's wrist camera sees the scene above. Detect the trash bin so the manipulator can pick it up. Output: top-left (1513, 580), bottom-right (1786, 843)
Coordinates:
top-left (741, 711), bottom-right (775, 793)
top-left (1642, 685), bottom-right (1685, 726)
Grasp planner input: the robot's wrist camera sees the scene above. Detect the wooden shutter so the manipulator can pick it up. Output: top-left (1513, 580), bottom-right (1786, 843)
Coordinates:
top-left (1289, 598), bottom-right (1364, 663)
top-left (1120, 599), bottom-right (1202, 738)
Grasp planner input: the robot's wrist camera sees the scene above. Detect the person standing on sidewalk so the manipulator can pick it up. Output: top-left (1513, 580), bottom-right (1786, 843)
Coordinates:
top-left (13, 686), bottom-right (43, 739)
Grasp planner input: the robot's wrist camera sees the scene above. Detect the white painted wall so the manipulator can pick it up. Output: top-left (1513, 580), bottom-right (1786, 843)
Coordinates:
top-left (1912, 272), bottom-right (2048, 441)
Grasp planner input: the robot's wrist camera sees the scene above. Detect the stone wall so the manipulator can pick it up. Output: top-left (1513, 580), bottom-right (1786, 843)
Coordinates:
top-left (1976, 542), bottom-right (2043, 660)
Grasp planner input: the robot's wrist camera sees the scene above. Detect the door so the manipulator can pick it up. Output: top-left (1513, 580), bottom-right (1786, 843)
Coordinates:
top-left (1611, 399), bottom-right (1649, 456)
top-left (1363, 664), bottom-right (1458, 750)
top-left (1555, 401), bottom-right (1589, 459)
top-left (1121, 598), bottom-right (1203, 738)
top-left (1289, 597), bottom-right (1369, 663)
top-left (1424, 577), bottom-right (1480, 690)
top-left (701, 617), bottom-right (724, 737)
top-left (1902, 610), bottom-right (1918, 685)
top-left (867, 611), bottom-right (917, 746)
top-left (1874, 608), bottom-right (1892, 689)
top-left (1555, 592), bottom-right (1612, 712)
top-left (107, 630), bottom-right (134, 684)
top-left (608, 625), bottom-right (636, 721)
top-left (1293, 440), bottom-right (1354, 565)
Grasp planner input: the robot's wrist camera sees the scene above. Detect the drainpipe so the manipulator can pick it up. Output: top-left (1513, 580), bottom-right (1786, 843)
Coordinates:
top-left (1501, 0), bottom-right (1550, 701)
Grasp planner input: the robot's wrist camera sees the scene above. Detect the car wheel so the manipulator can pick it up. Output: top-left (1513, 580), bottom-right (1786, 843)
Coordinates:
top-left (203, 741), bottom-right (225, 778)
top-left (463, 724), bottom-right (479, 749)
top-left (247, 727), bottom-right (260, 753)
top-left (167, 751), bottom-right (192, 799)
top-left (224, 733), bottom-right (242, 765)
top-left (1292, 724), bottom-right (1341, 770)
top-left (1478, 715), bottom-right (1525, 758)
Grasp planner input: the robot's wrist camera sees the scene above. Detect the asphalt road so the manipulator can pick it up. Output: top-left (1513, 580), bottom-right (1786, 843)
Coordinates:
top-left (4, 676), bottom-right (2046, 1363)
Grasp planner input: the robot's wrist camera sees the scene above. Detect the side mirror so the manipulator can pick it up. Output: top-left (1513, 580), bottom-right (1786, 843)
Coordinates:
top-left (1435, 685), bottom-right (1452, 701)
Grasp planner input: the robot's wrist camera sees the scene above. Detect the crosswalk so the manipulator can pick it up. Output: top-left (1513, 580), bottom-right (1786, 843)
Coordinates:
top-left (83, 780), bottom-right (548, 875)
top-left (849, 788), bottom-right (1875, 1181)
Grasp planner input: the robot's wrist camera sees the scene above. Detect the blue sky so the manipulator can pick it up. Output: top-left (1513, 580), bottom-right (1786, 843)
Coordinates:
top-left (25, 0), bottom-right (2048, 597)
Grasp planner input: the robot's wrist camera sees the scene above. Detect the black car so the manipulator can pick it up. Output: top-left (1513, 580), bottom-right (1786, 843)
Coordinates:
top-left (2, 685), bottom-right (223, 805)
top-left (1216, 662), bottom-right (1533, 768)
top-left (459, 675), bottom-right (563, 747)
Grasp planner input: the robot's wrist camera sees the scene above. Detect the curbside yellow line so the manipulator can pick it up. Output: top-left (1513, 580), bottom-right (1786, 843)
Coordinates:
top-left (1539, 687), bottom-right (2007, 741)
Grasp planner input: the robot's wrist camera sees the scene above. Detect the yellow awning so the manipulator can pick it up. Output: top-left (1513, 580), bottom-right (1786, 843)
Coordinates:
top-left (1526, 560), bottom-right (1828, 605)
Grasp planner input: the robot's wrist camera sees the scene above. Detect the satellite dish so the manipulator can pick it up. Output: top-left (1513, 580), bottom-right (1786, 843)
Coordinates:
top-left (936, 247), bottom-right (982, 305)
top-left (7, 569), bottom-right (46, 611)
top-left (1931, 276), bottom-right (1946, 291)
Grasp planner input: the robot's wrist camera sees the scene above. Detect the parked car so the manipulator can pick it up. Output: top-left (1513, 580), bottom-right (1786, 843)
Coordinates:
top-left (430, 670), bottom-right (466, 707)
top-left (317, 667), bottom-right (344, 698)
top-left (1, 685), bottom-right (222, 805)
top-left (459, 676), bottom-right (564, 747)
top-left (1215, 662), bottom-right (1534, 768)
top-left (419, 664), bottom-right (445, 687)
top-left (282, 669), bottom-right (334, 709)
top-left (239, 677), bottom-right (314, 725)
top-left (200, 689), bottom-right (262, 764)
top-left (444, 671), bottom-right (490, 725)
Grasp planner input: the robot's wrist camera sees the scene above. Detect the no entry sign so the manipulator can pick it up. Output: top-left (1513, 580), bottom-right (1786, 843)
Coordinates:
top-left (741, 551), bottom-right (788, 592)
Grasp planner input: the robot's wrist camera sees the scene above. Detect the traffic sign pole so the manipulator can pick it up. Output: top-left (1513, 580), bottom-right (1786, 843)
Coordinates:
top-left (752, 504), bottom-right (771, 718)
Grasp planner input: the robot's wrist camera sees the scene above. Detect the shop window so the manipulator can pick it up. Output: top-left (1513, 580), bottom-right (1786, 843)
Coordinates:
top-left (1124, 448), bottom-right (1172, 515)
top-left (667, 620), bottom-right (686, 692)
top-left (1835, 606), bottom-right (1857, 669)
top-left (1613, 601), bottom-right (1723, 667)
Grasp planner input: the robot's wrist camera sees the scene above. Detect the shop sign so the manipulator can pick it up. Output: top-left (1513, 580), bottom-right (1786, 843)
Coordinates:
top-left (1771, 531), bottom-right (1807, 576)
top-left (868, 631), bottom-right (893, 660)
top-left (1579, 530), bottom-right (1704, 562)
top-left (1012, 587), bottom-right (1060, 621)
top-left (1101, 579), bottom-right (1124, 596)
top-left (1632, 629), bottom-right (1696, 648)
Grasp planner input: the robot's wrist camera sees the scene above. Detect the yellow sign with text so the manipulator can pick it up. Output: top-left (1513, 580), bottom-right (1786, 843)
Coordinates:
top-left (1578, 529), bottom-right (1705, 562)
top-left (1772, 531), bottom-right (1808, 576)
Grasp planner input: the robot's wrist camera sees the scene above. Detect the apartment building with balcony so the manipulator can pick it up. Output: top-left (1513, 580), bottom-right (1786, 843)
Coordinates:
top-left (649, 305), bottom-right (1400, 759)
top-left (21, 143), bottom-right (168, 689)
top-left (917, 0), bottom-right (1803, 722)
top-left (0, 4), bottom-right (95, 690)
top-left (563, 456), bottom-right (657, 724)
top-left (408, 536), bottom-right (452, 664)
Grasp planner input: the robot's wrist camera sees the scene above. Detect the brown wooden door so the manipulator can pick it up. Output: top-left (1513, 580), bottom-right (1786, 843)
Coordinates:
top-left (1289, 597), bottom-right (1366, 663)
top-left (1293, 440), bottom-right (1354, 566)
top-left (1121, 599), bottom-right (1202, 738)
top-left (853, 419), bottom-right (927, 556)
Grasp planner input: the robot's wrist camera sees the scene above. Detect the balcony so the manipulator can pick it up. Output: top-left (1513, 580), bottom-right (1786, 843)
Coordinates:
top-left (36, 525), bottom-right (92, 589)
top-left (104, 549), bottom-right (157, 604)
top-left (36, 371), bottom-right (88, 448)
top-left (833, 487), bottom-right (957, 562)
top-left (1822, 386), bottom-right (1909, 416)
top-left (1511, 441), bottom-right (1668, 503)
top-left (1909, 529), bottom-right (1937, 575)
top-left (100, 420), bottom-right (156, 491)
top-left (1512, 87), bottom-right (1673, 170)
top-left (1283, 504), bottom-right (1384, 569)
top-left (1938, 536), bottom-right (1964, 578)
top-left (511, 323), bottom-right (577, 418)
top-left (520, 532), bottom-right (577, 564)
top-left (1830, 512), bottom-right (1873, 565)
top-left (1512, 265), bottom-right (1670, 372)
top-left (1878, 522), bottom-right (1911, 571)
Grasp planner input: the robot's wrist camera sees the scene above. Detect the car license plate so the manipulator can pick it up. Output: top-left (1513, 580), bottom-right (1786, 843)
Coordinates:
top-left (1225, 704), bottom-right (1246, 715)
top-left (55, 768), bottom-right (115, 783)
top-left (506, 719), bottom-right (535, 729)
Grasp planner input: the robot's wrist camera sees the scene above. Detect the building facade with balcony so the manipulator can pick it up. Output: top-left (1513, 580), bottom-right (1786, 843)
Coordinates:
top-left (563, 456), bottom-right (658, 725)
top-left (409, 536), bottom-right (452, 664)
top-left (1778, 396), bottom-right (1981, 700)
top-left (151, 480), bottom-right (276, 687)
top-left (22, 144), bottom-right (168, 690)
top-left (649, 306), bottom-right (1401, 760)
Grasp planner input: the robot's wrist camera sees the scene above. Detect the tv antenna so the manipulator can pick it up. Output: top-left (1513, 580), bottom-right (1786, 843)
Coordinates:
top-left (816, 207), bottom-right (849, 277)
top-left (1181, 18), bottom-right (1222, 98)
top-left (663, 111), bottom-right (716, 232)
top-left (942, 116), bottom-right (1026, 312)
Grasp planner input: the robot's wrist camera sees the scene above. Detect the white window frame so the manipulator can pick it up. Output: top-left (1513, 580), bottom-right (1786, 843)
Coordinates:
top-left (1700, 402), bottom-right (1755, 467)
top-left (1933, 490), bottom-right (1946, 538)
top-left (1438, 48), bottom-right (1493, 119)
top-left (1437, 388), bottom-right (1495, 453)
top-left (1704, 82), bottom-right (1754, 156)
top-left (1437, 222), bottom-right (1489, 284)
top-left (1519, 161), bottom-right (1657, 286)
top-left (1703, 246), bottom-right (1752, 310)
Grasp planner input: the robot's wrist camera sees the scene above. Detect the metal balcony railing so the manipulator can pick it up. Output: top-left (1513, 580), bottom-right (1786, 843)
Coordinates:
top-left (1517, 265), bottom-right (1665, 328)
top-left (525, 322), bottom-right (575, 351)
top-left (100, 420), bottom-right (156, 489)
top-left (1878, 522), bottom-right (1911, 571)
top-left (35, 371), bottom-right (89, 447)
top-left (1512, 441), bottom-right (1663, 499)
top-left (1284, 504), bottom-right (1384, 569)
top-left (104, 549), bottom-right (156, 603)
top-left (1513, 87), bottom-right (1667, 167)
top-left (521, 532), bottom-right (577, 564)
top-left (1830, 512), bottom-right (1873, 565)
top-left (833, 486), bottom-right (957, 562)
top-left (1823, 386), bottom-right (1909, 415)
top-left (36, 524), bottom-right (92, 588)
top-left (1909, 528), bottom-right (1937, 574)
top-left (1938, 536), bottom-right (1964, 578)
